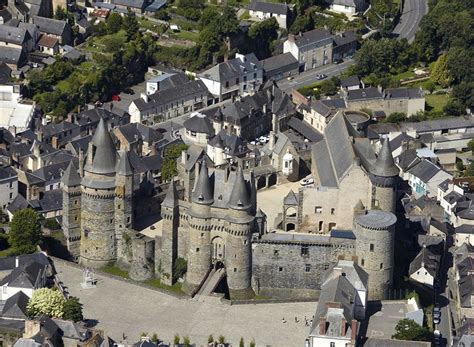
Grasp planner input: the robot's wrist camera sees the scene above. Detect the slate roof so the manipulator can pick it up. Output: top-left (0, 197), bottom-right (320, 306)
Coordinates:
top-left (199, 53), bottom-right (262, 82)
top-left (2, 291), bottom-right (29, 319)
top-left (323, 259), bottom-right (368, 291)
top-left (192, 159), bottom-right (214, 205)
top-left (389, 132), bottom-right (415, 151)
top-left (41, 121), bottom-right (79, 138)
top-left (287, 117), bottom-right (323, 143)
top-left (248, 0), bottom-right (288, 14)
top-left (283, 189), bottom-right (298, 205)
top-left (132, 80), bottom-right (208, 112)
top-left (117, 123), bottom-right (162, 144)
top-left (84, 117), bottom-right (117, 175)
top-left (6, 194), bottom-right (30, 215)
top-left (459, 274), bottom-right (474, 308)
top-left (208, 131), bottom-right (248, 157)
top-left (0, 63), bottom-right (12, 84)
top-left (145, 0), bottom-right (167, 11)
top-left (456, 224), bottom-right (474, 235)
top-left (228, 166), bottom-right (251, 210)
top-left (183, 113), bottom-right (214, 134)
top-left (0, 46), bottom-right (24, 65)
top-left (147, 72), bottom-right (189, 91)
top-left (37, 189), bottom-right (62, 212)
top-left (261, 52), bottom-right (298, 75)
top-left (355, 210), bottom-right (397, 229)
top-left (347, 87), bottom-right (383, 101)
top-left (290, 28), bottom-right (334, 51)
top-left (0, 260), bottom-right (45, 288)
top-left (116, 151), bottom-right (133, 176)
top-left (59, 161), bottom-right (79, 189)
top-left (32, 16), bottom-right (67, 36)
top-left (0, 25), bottom-right (29, 45)
top-left (408, 159), bottom-right (441, 183)
top-left (443, 190), bottom-right (464, 205)
top-left (333, 31), bottom-right (357, 47)
top-left (369, 138), bottom-right (400, 177)
top-left (0, 165), bottom-right (17, 180)
top-left (364, 339), bottom-right (431, 347)
top-left (162, 180), bottom-right (178, 208)
top-left (340, 75), bottom-right (359, 88)
top-left (409, 246), bottom-right (440, 277)
top-left (113, 0), bottom-right (148, 9)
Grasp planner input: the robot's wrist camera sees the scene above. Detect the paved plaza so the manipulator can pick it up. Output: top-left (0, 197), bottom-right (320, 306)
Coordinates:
top-left (55, 261), bottom-right (315, 347)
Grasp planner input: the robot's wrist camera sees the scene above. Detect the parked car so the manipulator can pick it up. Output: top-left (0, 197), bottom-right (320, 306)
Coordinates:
top-left (333, 59), bottom-right (343, 64)
top-left (123, 88), bottom-right (135, 95)
top-left (300, 177), bottom-right (314, 186)
top-left (287, 76), bottom-right (294, 81)
top-left (250, 140), bottom-right (260, 146)
top-left (433, 330), bottom-right (441, 346)
top-left (259, 136), bottom-right (269, 143)
top-left (112, 95), bottom-right (121, 101)
top-left (315, 74), bottom-right (327, 80)
top-left (433, 307), bottom-right (441, 324)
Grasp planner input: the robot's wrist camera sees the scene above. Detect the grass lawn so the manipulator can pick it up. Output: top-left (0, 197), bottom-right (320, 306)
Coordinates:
top-left (85, 30), bottom-right (127, 53)
top-left (0, 248), bottom-right (11, 257)
top-left (139, 18), bottom-right (165, 34)
top-left (425, 94), bottom-right (451, 113)
top-left (392, 70), bottom-right (415, 81)
top-left (171, 30), bottom-right (199, 41)
top-left (101, 265), bottom-right (129, 279)
top-left (144, 278), bottom-right (184, 294)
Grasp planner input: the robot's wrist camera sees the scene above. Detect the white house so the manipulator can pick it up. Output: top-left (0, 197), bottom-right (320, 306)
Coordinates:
top-left (0, 254), bottom-right (50, 301)
top-left (0, 165), bottom-right (18, 211)
top-left (409, 246), bottom-right (440, 287)
top-left (0, 84), bottom-right (36, 135)
top-left (198, 53), bottom-right (263, 102)
top-left (455, 225), bottom-right (474, 247)
top-left (248, 1), bottom-right (290, 29)
top-left (407, 159), bottom-right (452, 198)
top-left (328, 0), bottom-right (367, 16)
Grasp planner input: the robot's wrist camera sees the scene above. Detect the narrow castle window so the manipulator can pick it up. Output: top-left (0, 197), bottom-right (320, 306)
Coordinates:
top-left (331, 208), bottom-right (335, 215)
top-left (196, 248), bottom-right (200, 252)
top-left (370, 244), bottom-right (374, 252)
top-left (279, 267), bottom-right (283, 272)
top-left (110, 219), bottom-right (113, 224)
top-left (234, 268), bottom-right (237, 272)
top-left (380, 263), bottom-right (383, 269)
top-left (273, 250), bottom-right (279, 256)
top-left (201, 233), bottom-right (204, 237)
top-left (361, 259), bottom-right (365, 266)
top-left (301, 245), bottom-right (309, 256)
top-left (305, 264), bottom-right (311, 272)
top-left (74, 200), bottom-right (78, 205)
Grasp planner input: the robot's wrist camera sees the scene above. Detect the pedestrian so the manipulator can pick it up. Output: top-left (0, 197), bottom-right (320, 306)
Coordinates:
top-left (295, 316), bottom-right (297, 323)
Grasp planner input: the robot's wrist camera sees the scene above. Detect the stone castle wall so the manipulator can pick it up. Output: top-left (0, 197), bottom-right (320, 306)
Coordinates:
top-left (62, 187), bottom-right (81, 260)
top-left (252, 237), bottom-right (355, 299)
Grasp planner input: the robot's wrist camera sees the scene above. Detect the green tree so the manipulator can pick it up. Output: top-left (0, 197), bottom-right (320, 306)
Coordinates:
top-left (151, 333), bottom-right (159, 343)
top-left (183, 336), bottom-right (190, 347)
top-left (249, 340), bottom-right (256, 347)
top-left (289, 14), bottom-right (313, 34)
top-left (218, 335), bottom-right (226, 344)
top-left (27, 288), bottom-right (66, 318)
top-left (443, 99), bottom-right (464, 117)
top-left (446, 47), bottom-right (474, 84)
top-left (319, 79), bottom-right (337, 95)
top-left (62, 297), bottom-right (83, 322)
top-left (431, 54), bottom-right (452, 88)
top-left (9, 209), bottom-right (42, 254)
top-left (239, 337), bottom-right (245, 347)
top-left (468, 140), bottom-right (474, 154)
top-left (392, 319), bottom-right (431, 341)
top-left (247, 18), bottom-right (279, 59)
top-left (173, 335), bottom-right (180, 344)
top-left (107, 13), bottom-right (123, 34)
top-left (173, 257), bottom-right (187, 282)
top-left (122, 9), bottom-right (139, 40)
top-left (385, 112), bottom-right (407, 123)
top-left (161, 143), bottom-right (188, 181)
top-left (208, 335), bottom-right (214, 344)
top-left (466, 162), bottom-right (474, 177)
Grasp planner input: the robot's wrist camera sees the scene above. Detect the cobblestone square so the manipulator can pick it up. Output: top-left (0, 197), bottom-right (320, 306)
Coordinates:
top-left (55, 261), bottom-right (315, 347)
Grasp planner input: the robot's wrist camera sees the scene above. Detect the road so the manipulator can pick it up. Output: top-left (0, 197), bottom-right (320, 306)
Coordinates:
top-left (392, 0), bottom-right (428, 43)
top-left (277, 59), bottom-right (354, 92)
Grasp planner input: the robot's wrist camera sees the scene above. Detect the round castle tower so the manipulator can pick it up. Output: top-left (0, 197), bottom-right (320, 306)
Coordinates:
top-left (61, 162), bottom-right (82, 260)
top-left (183, 160), bottom-right (214, 294)
top-left (353, 209), bottom-right (397, 300)
top-left (224, 166), bottom-right (254, 299)
top-left (80, 118), bottom-right (119, 268)
top-left (369, 138), bottom-right (399, 213)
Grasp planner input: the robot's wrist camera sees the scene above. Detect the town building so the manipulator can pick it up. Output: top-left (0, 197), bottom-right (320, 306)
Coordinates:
top-left (0, 164), bottom-right (18, 211)
top-left (198, 53), bottom-right (263, 102)
top-left (248, 1), bottom-right (290, 29)
top-left (0, 84), bottom-right (37, 134)
top-left (31, 16), bottom-right (71, 45)
top-left (327, 0), bottom-right (367, 15)
top-left (261, 52), bottom-right (299, 81)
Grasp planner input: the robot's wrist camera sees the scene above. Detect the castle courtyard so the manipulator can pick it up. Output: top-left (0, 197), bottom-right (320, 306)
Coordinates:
top-left (55, 260), bottom-right (316, 347)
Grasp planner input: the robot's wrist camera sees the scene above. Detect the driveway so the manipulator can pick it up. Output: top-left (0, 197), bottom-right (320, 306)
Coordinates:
top-left (392, 0), bottom-right (428, 43)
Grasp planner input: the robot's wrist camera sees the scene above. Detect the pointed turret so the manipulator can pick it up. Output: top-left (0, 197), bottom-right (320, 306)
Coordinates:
top-left (162, 180), bottom-right (178, 208)
top-left (62, 161), bottom-right (81, 186)
top-left (116, 151), bottom-right (133, 176)
top-left (228, 167), bottom-right (251, 210)
top-left (85, 117), bottom-right (117, 175)
top-left (370, 138), bottom-right (399, 177)
top-left (192, 159), bottom-right (213, 205)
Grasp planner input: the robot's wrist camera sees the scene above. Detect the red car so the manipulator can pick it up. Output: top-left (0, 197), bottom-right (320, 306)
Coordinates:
top-left (112, 95), bottom-right (121, 101)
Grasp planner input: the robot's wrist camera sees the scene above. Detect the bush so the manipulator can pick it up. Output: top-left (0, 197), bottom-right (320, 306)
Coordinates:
top-left (9, 209), bottom-right (42, 255)
top-left (173, 257), bottom-right (187, 282)
top-left (174, 335), bottom-right (180, 344)
top-left (183, 336), bottom-right (190, 347)
top-left (63, 297), bottom-right (83, 322)
top-left (27, 288), bottom-right (66, 318)
top-left (218, 335), bottom-right (225, 344)
top-left (43, 218), bottom-right (61, 230)
top-left (208, 335), bottom-right (214, 343)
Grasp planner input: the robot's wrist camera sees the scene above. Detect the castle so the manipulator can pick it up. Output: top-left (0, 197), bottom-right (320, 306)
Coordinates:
top-left (62, 113), bottom-right (399, 300)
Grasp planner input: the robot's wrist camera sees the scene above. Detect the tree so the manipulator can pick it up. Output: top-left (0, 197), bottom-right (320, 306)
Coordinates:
top-left (151, 333), bottom-right (159, 343)
top-left (392, 319), bottom-right (431, 341)
top-left (9, 209), bottom-right (42, 255)
top-left (239, 337), bottom-right (245, 347)
top-left (183, 336), bottom-right (190, 347)
top-left (107, 13), bottom-right (123, 34)
top-left (319, 79), bottom-right (337, 95)
top-left (465, 162), bottom-right (474, 177)
top-left (122, 9), bottom-right (139, 40)
top-left (385, 112), bottom-right (407, 123)
top-left (208, 335), bottom-right (214, 344)
top-left (446, 47), bottom-right (474, 84)
top-left (443, 99), bottom-right (464, 117)
top-left (468, 140), bottom-right (474, 154)
top-left (249, 340), bottom-right (256, 347)
top-left (431, 54), bottom-right (452, 88)
top-left (173, 335), bottom-right (180, 344)
top-left (218, 335), bottom-right (226, 344)
top-left (161, 143), bottom-right (188, 181)
top-left (247, 18), bottom-right (279, 59)
top-left (27, 288), bottom-right (66, 318)
top-left (173, 257), bottom-right (187, 282)
top-left (62, 297), bottom-right (83, 322)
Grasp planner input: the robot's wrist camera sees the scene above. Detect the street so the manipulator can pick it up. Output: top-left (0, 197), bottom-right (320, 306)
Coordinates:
top-left (277, 59), bottom-right (354, 92)
top-left (392, 0), bottom-right (429, 43)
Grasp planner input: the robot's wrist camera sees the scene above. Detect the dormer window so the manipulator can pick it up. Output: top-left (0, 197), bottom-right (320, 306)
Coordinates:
top-left (198, 194), bottom-right (204, 201)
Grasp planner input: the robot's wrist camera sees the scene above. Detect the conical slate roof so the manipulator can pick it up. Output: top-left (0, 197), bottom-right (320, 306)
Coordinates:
top-left (284, 190), bottom-right (298, 205)
top-left (61, 161), bottom-right (81, 186)
top-left (162, 180), bottom-right (178, 208)
top-left (228, 167), bottom-right (251, 210)
top-left (370, 138), bottom-right (400, 177)
top-left (85, 117), bottom-right (117, 175)
top-left (192, 159), bottom-right (213, 205)
top-left (116, 151), bottom-right (133, 176)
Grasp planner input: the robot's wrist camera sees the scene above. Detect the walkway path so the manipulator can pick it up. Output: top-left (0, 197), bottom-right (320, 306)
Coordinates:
top-left (55, 261), bottom-right (315, 346)
top-left (392, 0), bottom-right (428, 43)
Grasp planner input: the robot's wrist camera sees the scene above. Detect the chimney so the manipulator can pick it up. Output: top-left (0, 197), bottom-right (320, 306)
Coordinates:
top-left (319, 317), bottom-right (326, 335)
top-left (15, 256), bottom-right (19, 268)
top-left (333, 266), bottom-right (342, 277)
top-left (181, 150), bottom-right (187, 165)
top-left (24, 320), bottom-right (41, 339)
top-left (78, 148), bottom-right (84, 177)
top-left (268, 131), bottom-right (276, 151)
top-left (51, 136), bottom-right (58, 149)
top-left (224, 53), bottom-right (228, 63)
top-left (288, 33), bottom-right (295, 42)
top-left (272, 113), bottom-right (278, 133)
top-left (263, 103), bottom-right (267, 114)
top-left (140, 93), bottom-right (148, 103)
top-left (350, 319), bottom-right (357, 343)
top-left (341, 318), bottom-right (346, 336)
top-left (377, 85), bottom-right (383, 94)
top-left (67, 113), bottom-right (74, 123)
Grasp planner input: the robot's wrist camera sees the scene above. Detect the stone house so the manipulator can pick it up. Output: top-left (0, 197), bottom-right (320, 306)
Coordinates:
top-left (198, 53), bottom-right (263, 102)
top-left (284, 29), bottom-right (334, 71)
top-left (409, 245), bottom-right (440, 287)
top-left (128, 80), bottom-right (210, 125)
top-left (31, 16), bottom-right (72, 45)
top-left (407, 159), bottom-right (452, 198)
top-left (248, 1), bottom-right (290, 29)
top-left (261, 52), bottom-right (299, 81)
top-left (0, 165), bottom-right (18, 212)
top-left (328, 0), bottom-right (367, 15)
top-left (37, 34), bottom-right (59, 55)
top-left (332, 31), bottom-right (358, 61)
top-left (455, 225), bottom-right (474, 247)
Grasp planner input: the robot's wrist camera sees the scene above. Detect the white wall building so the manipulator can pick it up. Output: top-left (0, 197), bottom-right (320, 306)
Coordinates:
top-left (248, 1), bottom-right (290, 29)
top-left (0, 165), bottom-right (18, 211)
top-left (0, 84), bottom-right (36, 135)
